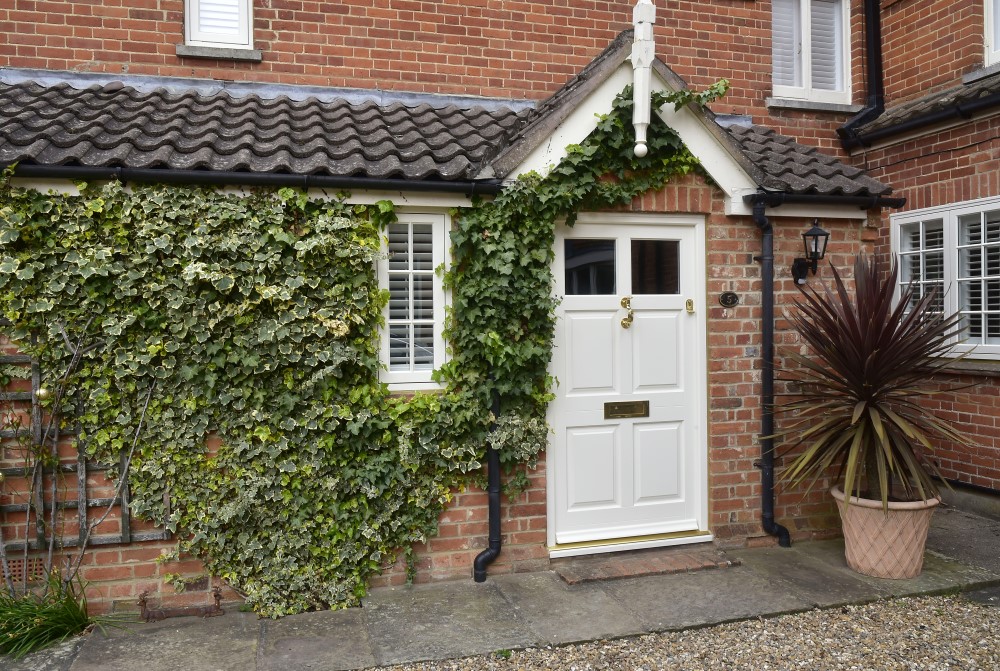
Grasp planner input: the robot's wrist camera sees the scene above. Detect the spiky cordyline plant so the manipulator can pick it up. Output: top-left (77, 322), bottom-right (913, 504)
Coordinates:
top-left (775, 255), bottom-right (974, 511)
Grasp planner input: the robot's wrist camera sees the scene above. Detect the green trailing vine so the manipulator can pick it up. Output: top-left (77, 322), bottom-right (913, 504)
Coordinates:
top-left (0, 83), bottom-right (725, 617)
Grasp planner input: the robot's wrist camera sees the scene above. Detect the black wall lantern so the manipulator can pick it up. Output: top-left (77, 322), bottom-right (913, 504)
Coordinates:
top-left (791, 220), bottom-right (830, 284)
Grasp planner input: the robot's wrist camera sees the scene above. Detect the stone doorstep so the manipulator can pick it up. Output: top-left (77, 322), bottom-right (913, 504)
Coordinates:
top-left (552, 545), bottom-right (740, 585)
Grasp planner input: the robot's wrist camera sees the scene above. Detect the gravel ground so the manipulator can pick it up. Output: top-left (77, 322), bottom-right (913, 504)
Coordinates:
top-left (370, 596), bottom-right (1000, 671)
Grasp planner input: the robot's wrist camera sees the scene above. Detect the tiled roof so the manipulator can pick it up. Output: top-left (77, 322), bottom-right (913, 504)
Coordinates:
top-left (856, 72), bottom-right (1000, 138)
top-left (0, 79), bottom-right (531, 181)
top-left (726, 124), bottom-right (893, 197)
top-left (483, 29), bottom-right (891, 200)
top-left (0, 58), bottom-right (892, 201)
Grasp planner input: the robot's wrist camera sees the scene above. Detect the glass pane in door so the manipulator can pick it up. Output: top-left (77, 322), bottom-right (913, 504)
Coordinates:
top-left (565, 239), bottom-right (616, 295)
top-left (632, 239), bottom-right (680, 294)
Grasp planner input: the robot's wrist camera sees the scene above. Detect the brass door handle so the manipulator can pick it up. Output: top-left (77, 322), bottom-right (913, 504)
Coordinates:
top-left (620, 296), bottom-right (634, 329)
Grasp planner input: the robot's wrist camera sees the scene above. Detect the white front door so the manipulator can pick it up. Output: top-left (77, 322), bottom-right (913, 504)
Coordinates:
top-left (548, 214), bottom-right (709, 552)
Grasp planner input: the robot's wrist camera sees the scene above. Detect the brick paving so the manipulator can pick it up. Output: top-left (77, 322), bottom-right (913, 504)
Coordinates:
top-left (552, 544), bottom-right (740, 584)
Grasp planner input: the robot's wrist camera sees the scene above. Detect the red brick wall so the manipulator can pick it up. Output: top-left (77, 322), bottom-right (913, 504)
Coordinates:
top-left (882, 0), bottom-right (986, 105)
top-left (848, 21), bottom-right (1000, 493)
top-left (917, 371), bottom-right (1000, 490)
top-left (632, 175), bottom-right (870, 544)
top-left (0, 1), bottom-right (865, 148)
top-left (3, 174), bottom-right (876, 609)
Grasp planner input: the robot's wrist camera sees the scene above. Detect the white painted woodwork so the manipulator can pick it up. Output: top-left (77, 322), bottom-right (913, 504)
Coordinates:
top-left (548, 215), bottom-right (708, 548)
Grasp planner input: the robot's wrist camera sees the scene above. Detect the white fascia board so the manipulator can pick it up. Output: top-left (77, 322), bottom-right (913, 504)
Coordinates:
top-left (506, 66), bottom-right (635, 181)
top-left (10, 178), bottom-right (82, 195)
top-left (505, 63), bottom-right (760, 215)
top-left (8, 178), bottom-right (472, 210)
top-left (760, 203), bottom-right (871, 220)
top-left (322, 190), bottom-right (477, 209)
top-left (649, 98), bottom-right (757, 217)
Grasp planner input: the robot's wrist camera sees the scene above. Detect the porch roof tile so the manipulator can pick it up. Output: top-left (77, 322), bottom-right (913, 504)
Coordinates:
top-left (1, 42), bottom-right (891, 201)
top-left (0, 78), bottom-right (531, 181)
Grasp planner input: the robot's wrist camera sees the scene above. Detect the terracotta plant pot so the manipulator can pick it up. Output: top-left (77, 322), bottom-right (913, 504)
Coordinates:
top-left (831, 486), bottom-right (940, 579)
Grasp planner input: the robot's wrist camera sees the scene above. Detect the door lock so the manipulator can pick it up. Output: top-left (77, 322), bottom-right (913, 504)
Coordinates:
top-left (620, 296), bottom-right (633, 329)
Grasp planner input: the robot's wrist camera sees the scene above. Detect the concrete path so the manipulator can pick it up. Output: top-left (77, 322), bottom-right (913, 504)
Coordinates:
top-left (10, 506), bottom-right (1000, 671)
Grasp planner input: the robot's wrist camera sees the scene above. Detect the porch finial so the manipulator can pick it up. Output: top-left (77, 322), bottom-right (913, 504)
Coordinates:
top-left (631, 0), bottom-right (656, 158)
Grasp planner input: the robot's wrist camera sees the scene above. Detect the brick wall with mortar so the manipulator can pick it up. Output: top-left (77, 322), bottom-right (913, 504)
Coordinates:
top-left (0, 1), bottom-right (873, 148)
top-left (0, 175), bottom-right (873, 610)
top-left (374, 173), bottom-right (874, 589)
top-left (0, 0), bottom-right (909, 607)
top-left (847, 0), bottom-right (1000, 493)
top-left (882, 0), bottom-right (987, 106)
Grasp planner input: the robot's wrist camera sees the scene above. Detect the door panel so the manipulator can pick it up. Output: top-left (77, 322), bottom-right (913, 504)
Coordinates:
top-left (565, 312), bottom-right (619, 393)
top-left (634, 423), bottom-right (682, 503)
top-left (549, 219), bottom-right (706, 548)
top-left (566, 426), bottom-right (619, 509)
top-left (632, 311), bottom-right (681, 390)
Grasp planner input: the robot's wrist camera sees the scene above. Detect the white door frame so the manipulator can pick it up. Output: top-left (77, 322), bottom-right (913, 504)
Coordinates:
top-left (546, 212), bottom-right (711, 557)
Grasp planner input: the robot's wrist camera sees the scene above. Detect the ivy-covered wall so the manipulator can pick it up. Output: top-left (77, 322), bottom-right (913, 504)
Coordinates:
top-left (0, 86), bottom-right (729, 616)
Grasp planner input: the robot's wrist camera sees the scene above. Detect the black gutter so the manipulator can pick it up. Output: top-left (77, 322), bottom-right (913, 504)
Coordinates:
top-left (750, 191), bottom-right (906, 210)
top-left (3, 163), bottom-right (505, 196)
top-left (750, 198), bottom-right (792, 548)
top-left (837, 0), bottom-right (885, 150)
top-left (473, 387), bottom-right (503, 582)
top-left (840, 91), bottom-right (1000, 150)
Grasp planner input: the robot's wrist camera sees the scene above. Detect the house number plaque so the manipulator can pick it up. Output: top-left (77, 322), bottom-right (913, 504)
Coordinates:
top-left (604, 400), bottom-right (650, 419)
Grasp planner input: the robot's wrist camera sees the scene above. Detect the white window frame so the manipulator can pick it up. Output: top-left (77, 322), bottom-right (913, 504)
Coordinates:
top-left (185, 0), bottom-right (254, 50)
top-left (987, 0), bottom-right (1000, 67)
top-left (378, 212), bottom-right (450, 390)
top-left (891, 195), bottom-right (1000, 361)
top-left (772, 0), bottom-right (851, 105)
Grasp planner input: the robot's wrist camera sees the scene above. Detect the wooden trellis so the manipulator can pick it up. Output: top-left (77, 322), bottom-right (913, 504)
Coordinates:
top-left (0, 345), bottom-right (170, 558)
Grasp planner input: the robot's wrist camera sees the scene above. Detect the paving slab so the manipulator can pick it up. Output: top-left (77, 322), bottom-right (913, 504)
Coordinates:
top-left (492, 571), bottom-right (646, 645)
top-left (927, 507), bottom-right (1000, 574)
top-left (600, 565), bottom-right (810, 631)
top-left (734, 543), bottom-right (891, 607)
top-left (363, 580), bottom-right (538, 666)
top-left (963, 584), bottom-right (1000, 606)
top-left (69, 611), bottom-right (259, 671)
top-left (5, 636), bottom-right (85, 671)
top-left (792, 535), bottom-right (1000, 598)
top-left (258, 607), bottom-right (375, 671)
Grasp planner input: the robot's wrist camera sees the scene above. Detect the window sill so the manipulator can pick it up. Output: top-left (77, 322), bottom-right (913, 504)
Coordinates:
top-left (175, 44), bottom-right (263, 62)
top-left (941, 358), bottom-right (1000, 378)
top-left (766, 97), bottom-right (863, 114)
top-left (962, 63), bottom-right (1000, 85)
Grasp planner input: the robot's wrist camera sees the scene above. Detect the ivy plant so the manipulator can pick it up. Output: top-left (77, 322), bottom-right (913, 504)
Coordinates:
top-left (0, 83), bottom-right (725, 617)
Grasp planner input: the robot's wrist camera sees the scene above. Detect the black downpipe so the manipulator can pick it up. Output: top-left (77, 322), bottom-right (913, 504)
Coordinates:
top-left (752, 199), bottom-right (792, 548)
top-left (473, 388), bottom-right (502, 582)
top-left (838, 0), bottom-right (886, 149)
top-left (3, 163), bottom-right (505, 196)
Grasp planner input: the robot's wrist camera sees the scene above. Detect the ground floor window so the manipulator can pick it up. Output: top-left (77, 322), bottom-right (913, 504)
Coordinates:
top-left (378, 212), bottom-right (449, 389)
top-left (892, 196), bottom-right (1000, 359)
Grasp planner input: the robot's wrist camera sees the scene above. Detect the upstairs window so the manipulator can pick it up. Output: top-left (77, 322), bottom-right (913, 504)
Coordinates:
top-left (772, 0), bottom-right (850, 104)
top-left (892, 197), bottom-right (1000, 360)
top-left (988, 0), bottom-right (1000, 66)
top-left (185, 0), bottom-right (254, 50)
top-left (379, 213), bottom-right (449, 389)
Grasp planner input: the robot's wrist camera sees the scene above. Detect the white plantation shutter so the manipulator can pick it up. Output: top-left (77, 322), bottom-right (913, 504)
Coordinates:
top-left (380, 214), bottom-right (448, 387)
top-left (772, 0), bottom-right (847, 102)
top-left (772, 0), bottom-right (802, 87)
top-left (186, 0), bottom-right (253, 48)
top-left (810, 0), bottom-right (843, 91)
top-left (990, 0), bottom-right (1000, 66)
top-left (387, 223), bottom-right (435, 372)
